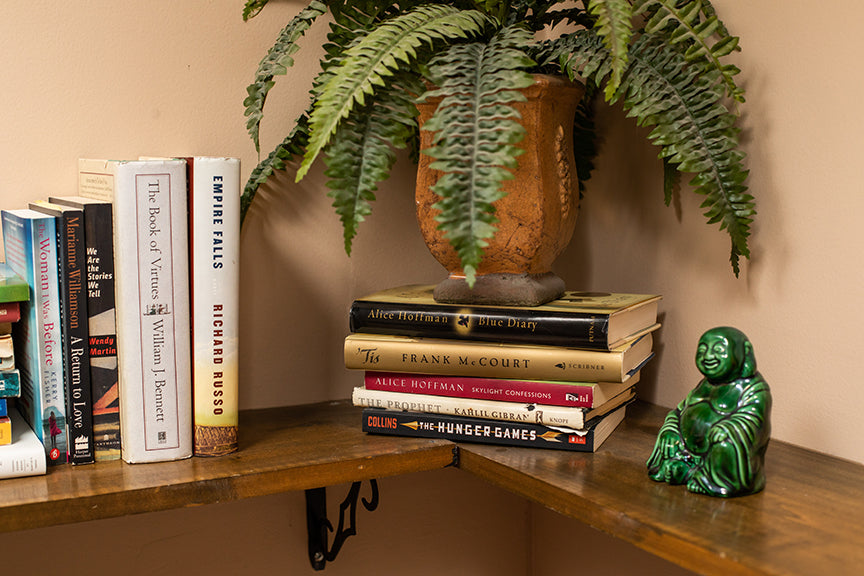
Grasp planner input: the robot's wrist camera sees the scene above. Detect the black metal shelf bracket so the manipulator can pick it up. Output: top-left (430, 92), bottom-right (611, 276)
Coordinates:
top-left (305, 479), bottom-right (380, 570)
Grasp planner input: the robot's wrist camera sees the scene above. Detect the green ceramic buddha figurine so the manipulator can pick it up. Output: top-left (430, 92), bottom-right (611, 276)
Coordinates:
top-left (647, 327), bottom-right (772, 497)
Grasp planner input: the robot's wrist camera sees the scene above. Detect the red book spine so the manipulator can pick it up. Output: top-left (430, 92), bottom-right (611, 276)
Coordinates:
top-left (363, 371), bottom-right (599, 408)
top-left (0, 302), bottom-right (21, 323)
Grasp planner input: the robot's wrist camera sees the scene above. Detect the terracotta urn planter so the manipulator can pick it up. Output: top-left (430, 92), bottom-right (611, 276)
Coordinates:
top-left (415, 74), bottom-right (585, 306)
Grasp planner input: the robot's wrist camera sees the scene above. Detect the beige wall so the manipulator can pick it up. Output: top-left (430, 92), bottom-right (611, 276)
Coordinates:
top-left (0, 1), bottom-right (859, 574)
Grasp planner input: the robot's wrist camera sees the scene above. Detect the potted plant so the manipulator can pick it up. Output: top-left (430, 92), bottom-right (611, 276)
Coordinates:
top-left (240, 0), bottom-right (753, 303)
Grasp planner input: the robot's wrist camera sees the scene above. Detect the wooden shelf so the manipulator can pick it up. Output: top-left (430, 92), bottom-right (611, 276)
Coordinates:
top-left (1, 399), bottom-right (862, 576)
top-left (458, 401), bottom-right (864, 576)
top-left (0, 401), bottom-right (455, 532)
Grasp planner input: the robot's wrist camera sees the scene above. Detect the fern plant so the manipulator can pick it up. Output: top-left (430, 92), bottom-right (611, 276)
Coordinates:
top-left (241, 0), bottom-right (754, 282)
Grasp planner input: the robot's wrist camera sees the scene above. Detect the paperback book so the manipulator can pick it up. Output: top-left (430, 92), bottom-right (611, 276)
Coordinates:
top-left (0, 302), bottom-right (21, 323)
top-left (0, 369), bottom-right (21, 398)
top-left (79, 158), bottom-right (192, 463)
top-left (0, 329), bottom-right (13, 370)
top-left (0, 262), bottom-right (30, 303)
top-left (344, 332), bottom-right (654, 383)
top-left (352, 385), bottom-right (635, 429)
top-left (48, 195), bottom-right (121, 461)
top-left (361, 403), bottom-right (628, 453)
top-left (0, 412), bottom-right (9, 445)
top-left (349, 284), bottom-right (661, 350)
top-left (364, 371), bottom-right (637, 408)
top-left (1, 209), bottom-right (68, 465)
top-left (0, 406), bottom-right (48, 478)
top-left (30, 201), bottom-right (95, 464)
top-left (0, 263), bottom-right (29, 323)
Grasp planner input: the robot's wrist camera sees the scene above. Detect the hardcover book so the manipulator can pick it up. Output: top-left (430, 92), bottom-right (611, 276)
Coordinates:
top-left (344, 332), bottom-right (654, 383)
top-left (0, 407), bottom-right (48, 479)
top-left (352, 385), bottom-right (635, 429)
top-left (30, 201), bottom-right (95, 464)
top-left (49, 195), bottom-right (121, 461)
top-left (361, 403), bottom-right (628, 452)
top-left (185, 157), bottom-right (240, 456)
top-left (78, 158), bottom-right (192, 463)
top-left (364, 371), bottom-right (637, 408)
top-left (1, 209), bottom-right (68, 465)
top-left (349, 285), bottom-right (661, 350)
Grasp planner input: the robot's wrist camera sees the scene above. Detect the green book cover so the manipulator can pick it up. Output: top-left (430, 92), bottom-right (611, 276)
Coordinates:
top-left (0, 262), bottom-right (29, 303)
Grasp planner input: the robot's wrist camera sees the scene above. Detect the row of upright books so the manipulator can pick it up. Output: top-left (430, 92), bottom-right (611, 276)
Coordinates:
top-left (0, 156), bottom-right (240, 477)
top-left (345, 285), bottom-right (661, 452)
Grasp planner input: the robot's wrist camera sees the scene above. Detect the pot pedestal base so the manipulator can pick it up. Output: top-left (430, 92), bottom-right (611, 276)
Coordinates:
top-left (433, 272), bottom-right (565, 307)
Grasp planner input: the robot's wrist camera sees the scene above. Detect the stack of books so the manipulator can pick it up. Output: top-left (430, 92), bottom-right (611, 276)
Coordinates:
top-left (345, 285), bottom-right (661, 452)
top-left (0, 263), bottom-right (29, 429)
top-left (0, 263), bottom-right (46, 478)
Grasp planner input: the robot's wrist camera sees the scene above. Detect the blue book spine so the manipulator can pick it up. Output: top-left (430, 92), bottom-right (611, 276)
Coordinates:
top-left (1, 210), bottom-right (68, 464)
top-left (0, 369), bottom-right (21, 398)
top-left (0, 398), bottom-right (7, 418)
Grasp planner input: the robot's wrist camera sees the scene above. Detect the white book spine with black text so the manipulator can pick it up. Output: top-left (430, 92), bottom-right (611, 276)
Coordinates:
top-left (352, 385), bottom-right (635, 430)
top-left (78, 158), bottom-right (192, 463)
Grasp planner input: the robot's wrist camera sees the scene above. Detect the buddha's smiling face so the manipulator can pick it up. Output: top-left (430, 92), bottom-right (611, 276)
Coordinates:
top-left (696, 332), bottom-right (738, 383)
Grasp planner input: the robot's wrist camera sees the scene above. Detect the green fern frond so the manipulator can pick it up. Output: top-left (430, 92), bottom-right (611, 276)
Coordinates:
top-left (620, 35), bottom-right (753, 274)
top-left (586, 0), bottom-right (634, 99)
top-left (634, 0), bottom-right (745, 103)
top-left (241, 115), bottom-right (310, 225)
top-left (243, 0), bottom-right (327, 152)
top-left (324, 76), bottom-right (422, 255)
top-left (243, 0), bottom-right (270, 21)
top-left (421, 26), bottom-right (536, 286)
top-left (298, 4), bottom-right (492, 182)
top-left (557, 30), bottom-right (752, 274)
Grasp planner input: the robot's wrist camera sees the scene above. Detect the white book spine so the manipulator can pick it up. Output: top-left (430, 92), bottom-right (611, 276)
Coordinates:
top-left (79, 159), bottom-right (192, 463)
top-left (0, 408), bottom-right (47, 479)
top-left (353, 386), bottom-right (602, 429)
top-left (189, 157), bottom-right (240, 456)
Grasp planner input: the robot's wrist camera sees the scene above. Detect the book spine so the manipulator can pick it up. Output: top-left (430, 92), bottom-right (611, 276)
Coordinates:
top-left (361, 408), bottom-right (599, 452)
top-left (352, 386), bottom-right (591, 428)
top-left (188, 158), bottom-right (240, 456)
top-left (344, 334), bottom-right (633, 382)
top-left (0, 302), bottom-right (21, 323)
top-left (0, 414), bottom-right (9, 445)
top-left (55, 209), bottom-right (95, 464)
top-left (81, 202), bottom-right (121, 461)
top-left (349, 300), bottom-right (610, 349)
top-left (1, 212), bottom-right (68, 465)
top-left (79, 160), bottom-right (192, 463)
top-left (0, 409), bottom-right (47, 478)
top-left (363, 371), bottom-right (613, 408)
top-left (0, 371), bottom-right (21, 400)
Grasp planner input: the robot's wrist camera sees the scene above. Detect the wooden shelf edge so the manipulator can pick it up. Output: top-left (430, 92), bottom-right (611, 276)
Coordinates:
top-left (455, 400), bottom-right (864, 576)
top-left (2, 398), bottom-right (863, 576)
top-left (0, 401), bottom-right (456, 533)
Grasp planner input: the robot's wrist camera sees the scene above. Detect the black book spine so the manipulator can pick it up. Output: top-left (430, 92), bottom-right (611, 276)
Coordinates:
top-left (81, 203), bottom-right (121, 461)
top-left (361, 408), bottom-right (597, 452)
top-left (56, 210), bottom-right (95, 464)
top-left (349, 300), bottom-right (610, 349)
